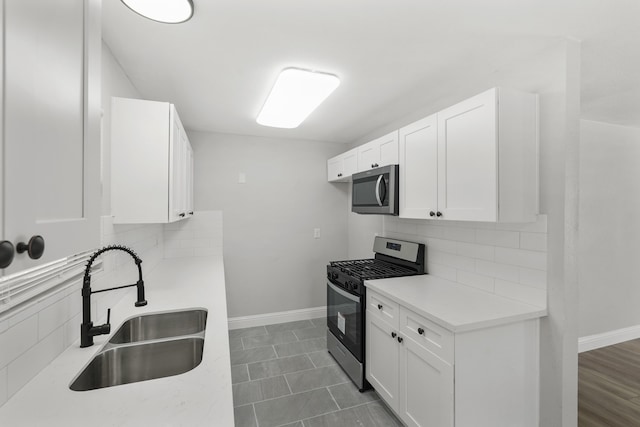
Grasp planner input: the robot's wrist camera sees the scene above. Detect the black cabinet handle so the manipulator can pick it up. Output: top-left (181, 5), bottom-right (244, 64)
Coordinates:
top-left (429, 211), bottom-right (435, 217)
top-left (189, 211), bottom-right (194, 215)
top-left (436, 211), bottom-right (443, 217)
top-left (16, 235), bottom-right (45, 260)
top-left (337, 173), bottom-right (342, 177)
top-left (0, 240), bottom-right (15, 268)
top-left (418, 327), bottom-right (425, 335)
top-left (377, 304), bottom-right (383, 310)
top-left (179, 213), bottom-right (186, 218)
top-left (397, 336), bottom-right (403, 343)
top-left (391, 332), bottom-right (397, 338)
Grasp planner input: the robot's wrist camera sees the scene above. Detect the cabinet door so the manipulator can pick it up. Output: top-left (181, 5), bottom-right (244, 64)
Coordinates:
top-left (186, 140), bottom-right (194, 216)
top-left (327, 156), bottom-right (344, 182)
top-left (399, 336), bottom-right (454, 427)
top-left (377, 131), bottom-right (399, 167)
top-left (358, 142), bottom-right (378, 171)
top-left (437, 89), bottom-right (497, 221)
top-left (358, 131), bottom-right (398, 171)
top-left (399, 115), bottom-right (438, 219)
top-left (366, 313), bottom-right (400, 412)
top-left (169, 106), bottom-right (187, 222)
top-left (3, 0), bottom-right (100, 274)
top-left (342, 150), bottom-right (358, 177)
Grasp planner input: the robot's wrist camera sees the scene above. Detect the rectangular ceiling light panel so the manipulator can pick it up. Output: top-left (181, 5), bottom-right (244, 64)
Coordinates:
top-left (256, 68), bottom-right (340, 129)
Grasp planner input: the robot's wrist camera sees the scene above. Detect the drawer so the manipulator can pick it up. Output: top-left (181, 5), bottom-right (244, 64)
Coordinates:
top-left (400, 307), bottom-right (454, 363)
top-left (366, 290), bottom-right (399, 328)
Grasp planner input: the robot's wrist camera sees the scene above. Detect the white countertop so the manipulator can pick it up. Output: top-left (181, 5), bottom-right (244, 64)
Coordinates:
top-left (365, 274), bottom-right (547, 332)
top-left (0, 256), bottom-right (234, 427)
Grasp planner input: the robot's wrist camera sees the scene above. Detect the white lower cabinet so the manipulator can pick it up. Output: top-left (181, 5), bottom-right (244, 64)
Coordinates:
top-left (366, 289), bottom-right (539, 427)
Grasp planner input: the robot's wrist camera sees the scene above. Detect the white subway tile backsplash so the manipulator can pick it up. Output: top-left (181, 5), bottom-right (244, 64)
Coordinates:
top-left (425, 238), bottom-right (457, 254)
top-left (7, 328), bottom-right (63, 397)
top-left (456, 242), bottom-right (495, 261)
top-left (0, 316), bottom-right (38, 368)
top-left (457, 271), bottom-right (495, 293)
top-left (386, 214), bottom-right (547, 308)
top-left (495, 247), bottom-right (547, 271)
top-left (443, 226), bottom-right (475, 243)
top-left (494, 280), bottom-right (546, 308)
top-left (417, 223), bottom-right (445, 239)
top-left (475, 260), bottom-right (520, 283)
top-left (520, 232), bottom-right (547, 252)
top-left (38, 296), bottom-right (72, 340)
top-left (475, 229), bottom-right (520, 248)
top-left (62, 313), bottom-right (82, 348)
top-left (429, 251), bottom-right (475, 272)
top-left (0, 367), bottom-right (7, 407)
top-left (518, 267), bottom-right (547, 289)
top-left (426, 262), bottom-right (457, 282)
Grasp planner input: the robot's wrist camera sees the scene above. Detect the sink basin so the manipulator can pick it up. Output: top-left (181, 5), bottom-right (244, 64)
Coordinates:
top-left (70, 337), bottom-right (205, 391)
top-left (109, 309), bottom-right (207, 344)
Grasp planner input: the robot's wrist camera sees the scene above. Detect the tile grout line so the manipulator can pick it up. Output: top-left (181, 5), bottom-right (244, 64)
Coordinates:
top-left (251, 403), bottom-right (259, 427)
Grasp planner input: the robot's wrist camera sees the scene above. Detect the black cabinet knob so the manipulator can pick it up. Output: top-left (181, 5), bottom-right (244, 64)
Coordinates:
top-left (0, 240), bottom-right (15, 268)
top-left (418, 328), bottom-right (425, 335)
top-left (337, 173), bottom-right (342, 177)
top-left (179, 212), bottom-right (186, 218)
top-left (16, 235), bottom-right (45, 260)
top-left (189, 211), bottom-right (194, 215)
top-left (429, 211), bottom-right (435, 217)
top-left (391, 332), bottom-right (397, 338)
top-left (397, 336), bottom-right (403, 343)
top-left (377, 304), bottom-right (383, 310)
top-left (436, 211), bottom-right (443, 217)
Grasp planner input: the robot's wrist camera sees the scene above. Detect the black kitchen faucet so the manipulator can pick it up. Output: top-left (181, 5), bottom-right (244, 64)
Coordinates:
top-left (80, 245), bottom-right (147, 347)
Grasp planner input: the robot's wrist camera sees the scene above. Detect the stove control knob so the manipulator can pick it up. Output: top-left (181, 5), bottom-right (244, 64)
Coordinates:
top-left (346, 281), bottom-right (353, 290)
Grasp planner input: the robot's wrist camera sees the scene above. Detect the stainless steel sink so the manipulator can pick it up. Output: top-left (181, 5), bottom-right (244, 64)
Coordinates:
top-left (109, 309), bottom-right (207, 344)
top-left (70, 308), bottom-right (208, 391)
top-left (70, 338), bottom-right (204, 391)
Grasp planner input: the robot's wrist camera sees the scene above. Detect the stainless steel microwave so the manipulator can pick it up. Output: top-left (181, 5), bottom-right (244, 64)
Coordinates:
top-left (351, 164), bottom-right (399, 215)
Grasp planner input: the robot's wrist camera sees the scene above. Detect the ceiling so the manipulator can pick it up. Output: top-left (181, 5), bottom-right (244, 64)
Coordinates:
top-left (102, 0), bottom-right (640, 144)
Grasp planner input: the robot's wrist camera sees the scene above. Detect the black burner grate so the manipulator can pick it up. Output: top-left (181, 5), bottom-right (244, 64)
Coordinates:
top-left (330, 258), bottom-right (417, 280)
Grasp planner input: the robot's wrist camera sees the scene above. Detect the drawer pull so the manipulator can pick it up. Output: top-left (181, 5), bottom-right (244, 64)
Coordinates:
top-left (377, 304), bottom-right (383, 310)
top-left (397, 336), bottom-right (403, 343)
top-left (391, 332), bottom-right (397, 339)
top-left (417, 327), bottom-right (425, 335)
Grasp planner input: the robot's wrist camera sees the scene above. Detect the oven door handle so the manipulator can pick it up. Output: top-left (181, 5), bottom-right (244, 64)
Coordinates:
top-left (328, 281), bottom-right (360, 303)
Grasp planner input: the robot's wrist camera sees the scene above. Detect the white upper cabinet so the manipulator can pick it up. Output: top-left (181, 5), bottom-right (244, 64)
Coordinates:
top-left (327, 148), bottom-right (358, 182)
top-left (398, 115), bottom-right (438, 219)
top-left (1, 0), bottom-right (101, 274)
top-left (111, 97), bottom-right (194, 224)
top-left (400, 88), bottom-right (538, 222)
top-left (357, 131), bottom-right (399, 172)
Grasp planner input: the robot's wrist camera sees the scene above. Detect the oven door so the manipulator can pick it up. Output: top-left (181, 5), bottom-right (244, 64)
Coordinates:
top-left (327, 281), bottom-right (363, 361)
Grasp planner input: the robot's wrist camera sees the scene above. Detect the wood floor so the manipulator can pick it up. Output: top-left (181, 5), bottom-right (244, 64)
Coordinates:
top-left (579, 339), bottom-right (640, 426)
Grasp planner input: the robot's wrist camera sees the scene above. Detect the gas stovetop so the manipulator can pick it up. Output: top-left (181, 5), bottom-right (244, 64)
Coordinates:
top-left (329, 258), bottom-right (418, 281)
top-left (327, 237), bottom-right (426, 295)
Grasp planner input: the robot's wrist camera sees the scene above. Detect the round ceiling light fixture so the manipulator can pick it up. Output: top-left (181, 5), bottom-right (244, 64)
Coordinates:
top-left (121, 0), bottom-right (194, 24)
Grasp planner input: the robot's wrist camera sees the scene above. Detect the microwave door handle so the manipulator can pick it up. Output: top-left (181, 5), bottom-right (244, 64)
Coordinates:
top-left (375, 175), bottom-right (384, 206)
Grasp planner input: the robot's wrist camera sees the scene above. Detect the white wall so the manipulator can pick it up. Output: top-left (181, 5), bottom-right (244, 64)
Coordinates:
top-left (346, 40), bottom-right (581, 426)
top-left (579, 120), bottom-right (640, 338)
top-left (191, 132), bottom-right (348, 318)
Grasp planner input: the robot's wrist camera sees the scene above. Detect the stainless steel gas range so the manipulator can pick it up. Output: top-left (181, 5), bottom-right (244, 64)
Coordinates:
top-left (326, 236), bottom-right (425, 391)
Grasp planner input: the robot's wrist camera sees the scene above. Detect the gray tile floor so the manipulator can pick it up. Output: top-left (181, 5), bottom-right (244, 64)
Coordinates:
top-left (229, 318), bottom-right (404, 427)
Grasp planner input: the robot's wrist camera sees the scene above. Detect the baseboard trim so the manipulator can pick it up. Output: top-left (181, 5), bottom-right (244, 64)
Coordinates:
top-left (579, 324), bottom-right (640, 353)
top-left (228, 306), bottom-right (327, 330)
